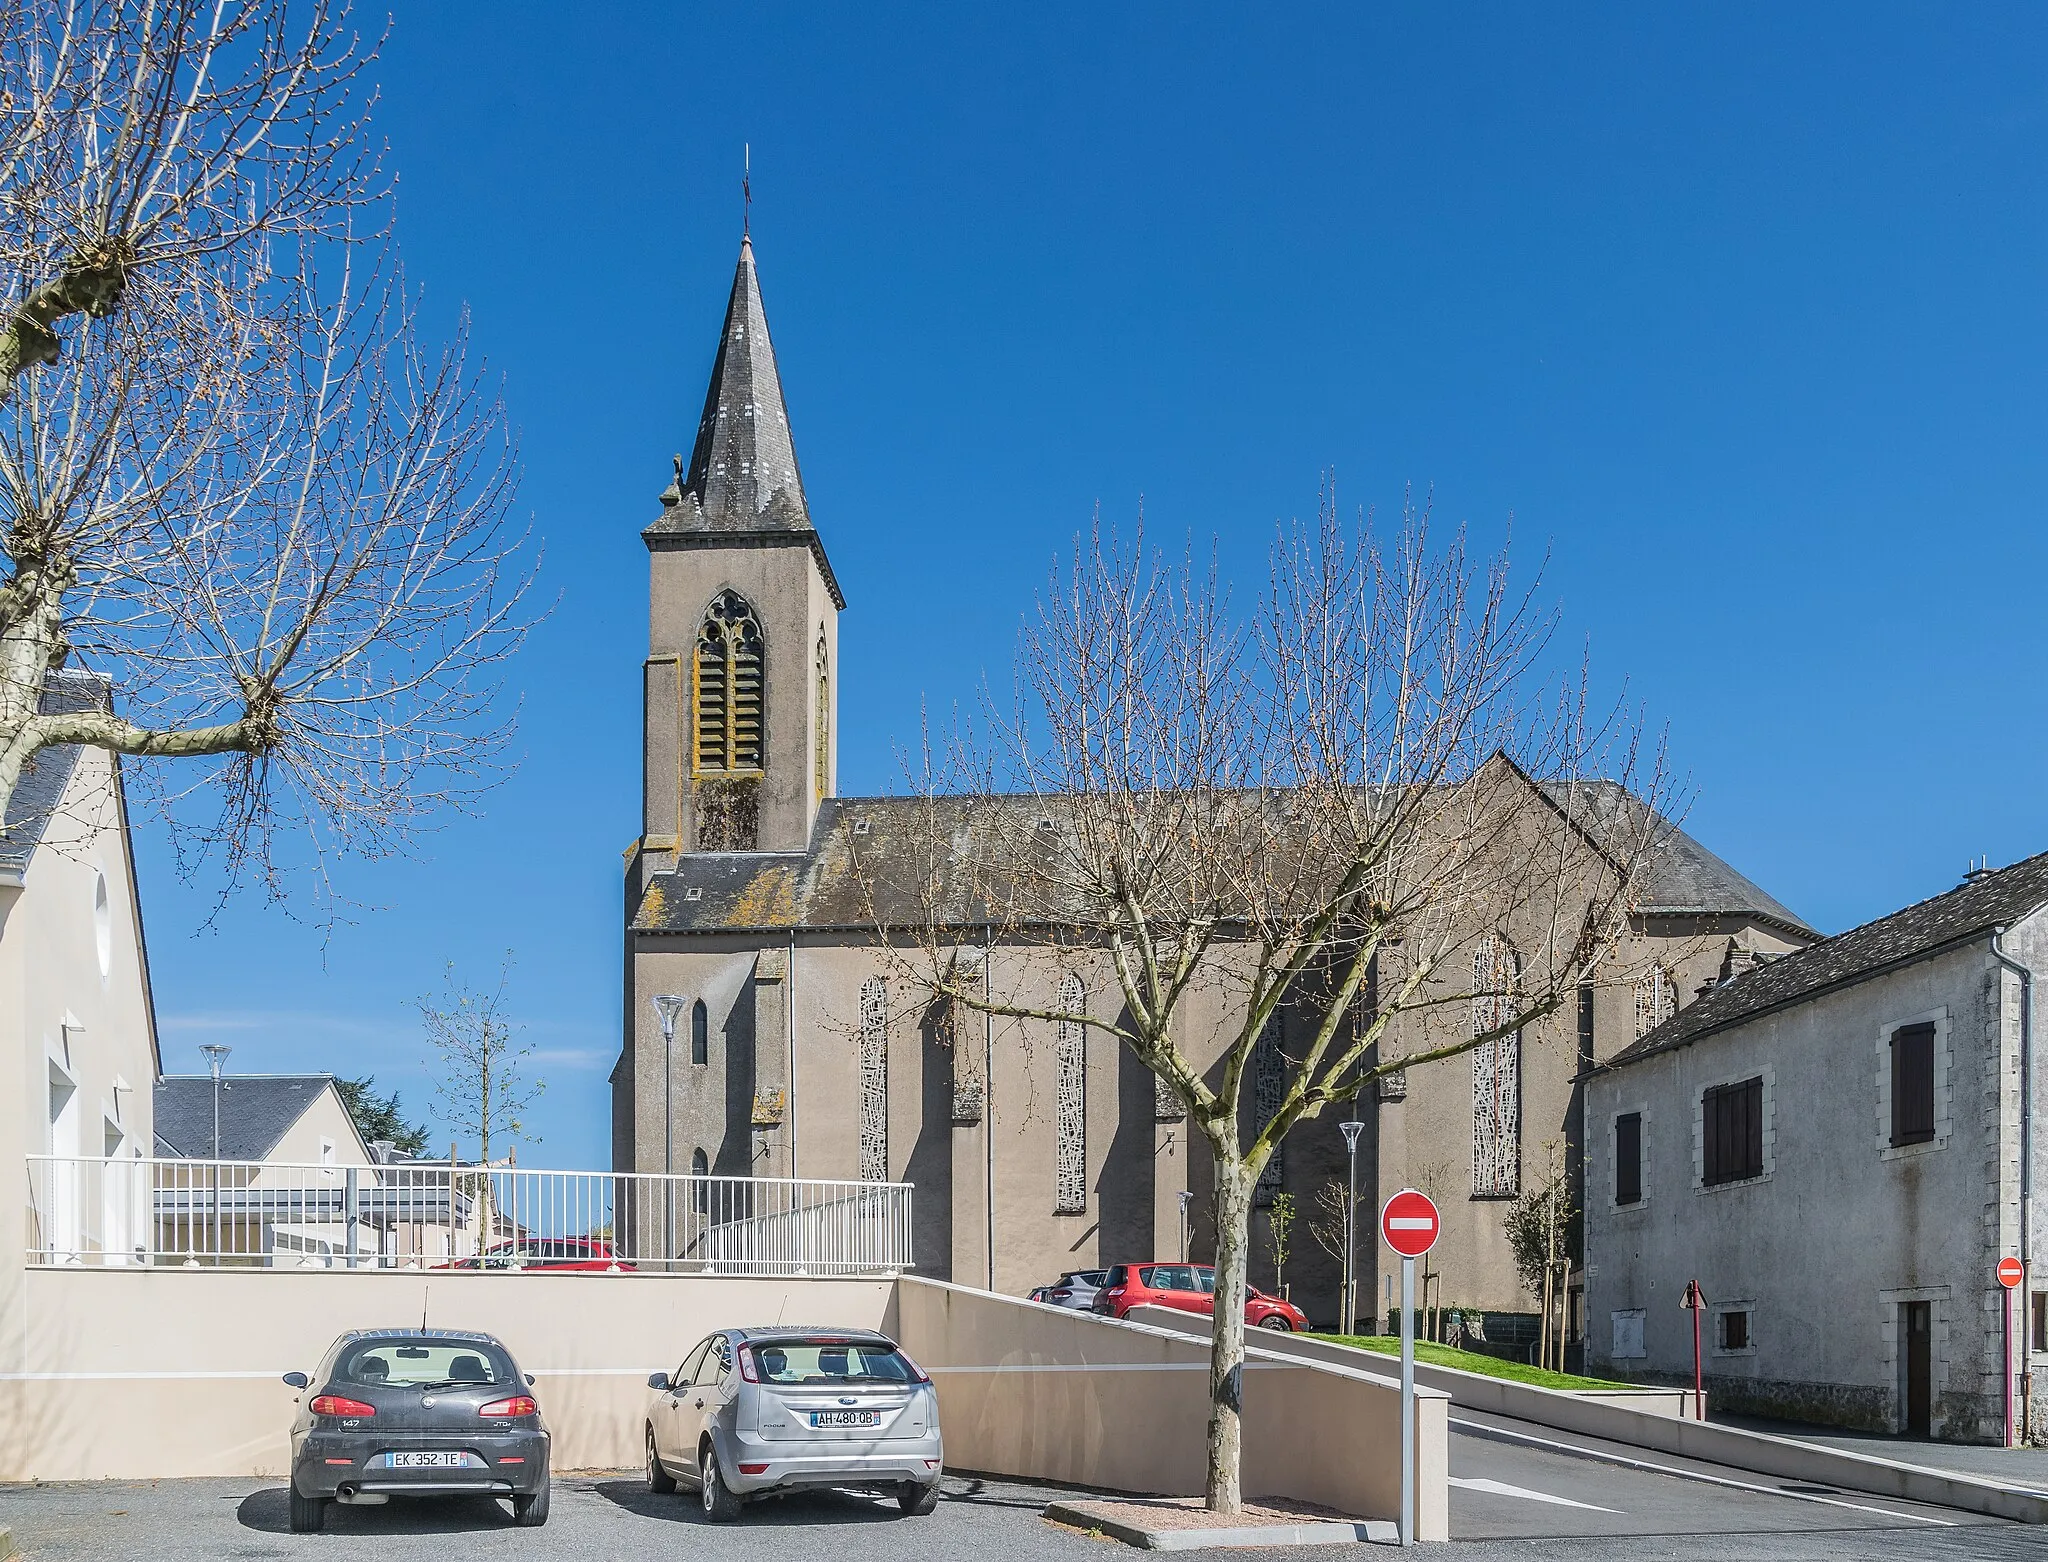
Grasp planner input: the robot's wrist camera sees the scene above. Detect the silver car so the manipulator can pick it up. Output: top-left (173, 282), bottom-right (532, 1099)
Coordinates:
top-left (644, 1327), bottom-right (943, 1520)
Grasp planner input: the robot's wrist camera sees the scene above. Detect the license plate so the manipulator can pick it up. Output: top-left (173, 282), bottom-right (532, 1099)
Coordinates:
top-left (809, 1410), bottom-right (879, 1428)
top-left (384, 1451), bottom-right (471, 1468)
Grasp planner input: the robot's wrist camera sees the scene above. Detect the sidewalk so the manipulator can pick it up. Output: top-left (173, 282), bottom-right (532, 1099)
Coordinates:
top-left (1710, 1413), bottom-right (2048, 1491)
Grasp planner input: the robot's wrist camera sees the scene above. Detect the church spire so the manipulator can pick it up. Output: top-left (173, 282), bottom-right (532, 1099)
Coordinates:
top-left (661, 235), bottom-right (811, 534)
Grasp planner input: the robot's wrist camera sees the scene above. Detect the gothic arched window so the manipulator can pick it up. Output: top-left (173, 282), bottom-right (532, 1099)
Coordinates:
top-left (1055, 974), bottom-right (1087, 1214)
top-left (690, 1146), bottom-right (709, 1212)
top-left (814, 633), bottom-right (830, 802)
top-left (690, 999), bottom-right (708, 1066)
top-left (1253, 1011), bottom-right (1287, 1207)
top-left (1471, 933), bottom-right (1522, 1198)
top-left (693, 590), bottom-right (765, 774)
top-left (1634, 966), bottom-right (1677, 1039)
top-left (859, 977), bottom-right (888, 1182)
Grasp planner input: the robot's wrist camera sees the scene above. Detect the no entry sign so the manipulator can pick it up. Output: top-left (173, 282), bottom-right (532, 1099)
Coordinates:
top-left (1381, 1188), bottom-right (1441, 1259)
top-left (1999, 1256), bottom-right (2025, 1290)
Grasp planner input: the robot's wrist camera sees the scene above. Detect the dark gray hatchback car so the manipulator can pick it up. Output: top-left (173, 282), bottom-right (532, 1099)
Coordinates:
top-left (282, 1328), bottom-right (550, 1532)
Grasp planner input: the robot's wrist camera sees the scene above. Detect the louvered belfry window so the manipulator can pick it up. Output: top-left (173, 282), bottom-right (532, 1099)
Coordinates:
top-left (693, 590), bottom-right (765, 773)
top-left (1471, 933), bottom-right (1523, 1198)
top-left (859, 977), bottom-right (888, 1182)
top-left (1055, 974), bottom-right (1087, 1214)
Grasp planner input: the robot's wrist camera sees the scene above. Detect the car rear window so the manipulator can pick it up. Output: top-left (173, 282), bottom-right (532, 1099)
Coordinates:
top-left (747, 1339), bottom-right (917, 1385)
top-left (337, 1338), bottom-right (515, 1388)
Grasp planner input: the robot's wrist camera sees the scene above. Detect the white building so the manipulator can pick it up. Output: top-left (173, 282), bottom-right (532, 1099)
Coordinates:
top-left (1585, 852), bottom-right (2048, 1444)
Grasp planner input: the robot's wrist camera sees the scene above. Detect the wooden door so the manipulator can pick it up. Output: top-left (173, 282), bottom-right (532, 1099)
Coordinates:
top-left (1903, 1301), bottom-right (1932, 1436)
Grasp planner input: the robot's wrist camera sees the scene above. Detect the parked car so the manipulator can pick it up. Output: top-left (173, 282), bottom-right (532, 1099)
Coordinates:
top-left (281, 1328), bottom-right (550, 1533)
top-left (434, 1238), bottom-right (632, 1271)
top-left (644, 1327), bottom-right (943, 1521)
top-left (1092, 1262), bottom-right (1308, 1331)
top-left (1033, 1269), bottom-right (1108, 1311)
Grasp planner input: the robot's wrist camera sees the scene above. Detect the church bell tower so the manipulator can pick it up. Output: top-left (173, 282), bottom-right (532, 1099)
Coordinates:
top-left (639, 237), bottom-right (844, 875)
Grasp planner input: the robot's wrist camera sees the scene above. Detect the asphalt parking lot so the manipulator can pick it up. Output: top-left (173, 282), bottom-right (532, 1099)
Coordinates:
top-left (3, 1459), bottom-right (2043, 1562)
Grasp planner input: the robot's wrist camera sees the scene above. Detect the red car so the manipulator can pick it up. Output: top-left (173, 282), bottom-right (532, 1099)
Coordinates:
top-left (1092, 1262), bottom-right (1307, 1331)
top-left (436, 1238), bottom-right (632, 1272)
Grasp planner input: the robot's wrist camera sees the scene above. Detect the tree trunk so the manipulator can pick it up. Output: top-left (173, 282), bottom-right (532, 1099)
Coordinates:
top-left (1206, 1157), bottom-right (1253, 1513)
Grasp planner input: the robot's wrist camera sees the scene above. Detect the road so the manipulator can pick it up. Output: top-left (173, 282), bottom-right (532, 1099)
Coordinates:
top-left (0, 1414), bottom-right (2035, 1560)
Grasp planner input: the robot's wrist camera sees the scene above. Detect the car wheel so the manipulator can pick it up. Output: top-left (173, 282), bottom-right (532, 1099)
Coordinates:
top-left (1258, 1315), bottom-right (1293, 1331)
top-left (896, 1479), bottom-right (941, 1516)
top-left (512, 1483), bottom-right (551, 1527)
top-left (287, 1486), bottom-right (326, 1533)
top-left (647, 1429), bottom-right (677, 1494)
top-left (699, 1443), bottom-right (742, 1523)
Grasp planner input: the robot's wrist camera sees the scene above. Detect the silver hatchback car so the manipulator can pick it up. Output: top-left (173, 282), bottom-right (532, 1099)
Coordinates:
top-left (645, 1327), bottom-right (943, 1520)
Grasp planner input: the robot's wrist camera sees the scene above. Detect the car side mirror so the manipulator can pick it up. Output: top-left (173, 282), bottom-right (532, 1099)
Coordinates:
top-left (282, 1371), bottom-right (309, 1390)
top-left (525, 1374), bottom-right (536, 1387)
top-left (647, 1371), bottom-right (670, 1391)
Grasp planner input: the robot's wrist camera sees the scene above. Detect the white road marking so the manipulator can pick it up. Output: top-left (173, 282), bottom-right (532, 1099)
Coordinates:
top-left (1450, 1475), bottom-right (1619, 1512)
top-left (1448, 1414), bottom-right (1957, 1527)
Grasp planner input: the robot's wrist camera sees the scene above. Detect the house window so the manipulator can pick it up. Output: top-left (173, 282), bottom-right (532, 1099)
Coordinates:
top-left (1055, 974), bottom-right (1087, 1214)
top-left (1718, 1309), bottom-right (1752, 1352)
top-left (1890, 1022), bottom-right (1936, 1147)
top-left (690, 999), bottom-right (709, 1066)
top-left (1634, 966), bottom-right (1676, 1039)
top-left (2033, 1291), bottom-right (2047, 1355)
top-left (692, 590), bottom-right (765, 774)
top-left (814, 634), bottom-right (830, 801)
top-left (1471, 934), bottom-right (1521, 1198)
top-left (319, 1137), bottom-right (336, 1169)
top-left (691, 1147), bottom-right (709, 1212)
top-left (1254, 1011), bottom-right (1286, 1206)
top-left (1702, 1076), bottom-right (1764, 1185)
top-left (1615, 1112), bottom-right (1643, 1206)
top-left (859, 977), bottom-right (888, 1181)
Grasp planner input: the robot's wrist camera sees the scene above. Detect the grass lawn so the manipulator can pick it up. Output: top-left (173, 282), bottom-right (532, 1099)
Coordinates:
top-left (1308, 1334), bottom-right (1624, 1391)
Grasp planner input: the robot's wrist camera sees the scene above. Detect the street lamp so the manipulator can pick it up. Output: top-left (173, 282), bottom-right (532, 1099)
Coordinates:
top-left (198, 1044), bottom-right (230, 1268)
top-left (1338, 1119), bottom-right (1364, 1333)
top-left (198, 1045), bottom-right (232, 1158)
top-left (1177, 1189), bottom-right (1194, 1263)
top-left (652, 996), bottom-right (688, 1268)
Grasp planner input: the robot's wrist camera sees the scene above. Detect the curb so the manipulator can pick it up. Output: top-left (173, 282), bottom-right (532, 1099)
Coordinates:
top-left (1044, 1500), bottom-right (1398, 1550)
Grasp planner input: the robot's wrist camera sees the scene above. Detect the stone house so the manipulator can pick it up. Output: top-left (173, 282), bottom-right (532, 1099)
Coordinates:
top-left (615, 235), bottom-right (1815, 1321)
top-left (1584, 852), bottom-right (2048, 1443)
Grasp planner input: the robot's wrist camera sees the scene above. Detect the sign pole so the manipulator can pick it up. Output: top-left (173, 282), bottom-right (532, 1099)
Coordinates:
top-left (1400, 1251), bottom-right (1415, 1547)
top-left (1999, 1255), bottom-right (2025, 1445)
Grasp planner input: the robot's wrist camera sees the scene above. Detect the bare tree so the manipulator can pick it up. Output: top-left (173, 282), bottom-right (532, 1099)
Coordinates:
top-left (0, 2), bottom-right (536, 903)
top-left (856, 489), bottom-right (1670, 1511)
top-left (420, 955), bottom-right (541, 1169)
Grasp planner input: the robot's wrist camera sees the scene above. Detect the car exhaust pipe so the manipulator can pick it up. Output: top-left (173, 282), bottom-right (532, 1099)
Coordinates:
top-left (335, 1486), bottom-right (389, 1505)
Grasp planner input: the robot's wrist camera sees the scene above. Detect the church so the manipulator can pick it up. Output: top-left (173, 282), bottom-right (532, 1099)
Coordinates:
top-left (612, 235), bottom-right (1818, 1325)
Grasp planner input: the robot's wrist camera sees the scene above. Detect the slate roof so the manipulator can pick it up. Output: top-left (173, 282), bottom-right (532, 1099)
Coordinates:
top-left (645, 236), bottom-right (845, 608)
top-left (1603, 849), bottom-right (2048, 1071)
top-left (154, 1074), bottom-right (337, 1160)
top-left (0, 669), bottom-right (113, 877)
top-left (633, 788), bottom-right (1812, 938)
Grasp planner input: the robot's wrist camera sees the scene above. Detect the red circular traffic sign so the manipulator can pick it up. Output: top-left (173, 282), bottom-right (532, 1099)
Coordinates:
top-left (1998, 1256), bottom-right (2024, 1290)
top-left (1381, 1188), bottom-right (1441, 1259)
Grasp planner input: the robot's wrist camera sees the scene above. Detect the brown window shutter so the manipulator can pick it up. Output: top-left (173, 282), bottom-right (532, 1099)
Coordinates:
top-left (1616, 1112), bottom-right (1642, 1205)
top-left (1891, 1024), bottom-right (1936, 1146)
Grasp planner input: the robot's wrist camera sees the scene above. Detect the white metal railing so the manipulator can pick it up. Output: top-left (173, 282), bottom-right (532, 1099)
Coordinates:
top-left (24, 1155), bottom-right (914, 1276)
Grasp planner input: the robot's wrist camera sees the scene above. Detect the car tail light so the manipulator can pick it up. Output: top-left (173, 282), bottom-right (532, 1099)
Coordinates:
top-left (309, 1396), bottom-right (375, 1418)
top-left (736, 1346), bottom-right (759, 1383)
top-left (1050, 1289), bottom-right (1072, 1300)
top-left (479, 1395), bottom-right (537, 1418)
top-left (897, 1349), bottom-right (931, 1384)
top-left (738, 1462), bottom-right (769, 1474)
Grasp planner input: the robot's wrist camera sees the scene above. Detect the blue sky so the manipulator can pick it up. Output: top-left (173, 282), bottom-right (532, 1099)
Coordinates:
top-left (141, 4), bottom-right (2048, 1167)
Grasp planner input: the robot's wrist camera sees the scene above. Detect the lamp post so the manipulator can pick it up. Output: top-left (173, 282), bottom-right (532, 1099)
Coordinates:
top-left (1339, 1119), bottom-right (1364, 1333)
top-left (653, 996), bottom-right (687, 1269)
top-left (1177, 1189), bottom-right (1194, 1263)
top-left (198, 1044), bottom-right (230, 1265)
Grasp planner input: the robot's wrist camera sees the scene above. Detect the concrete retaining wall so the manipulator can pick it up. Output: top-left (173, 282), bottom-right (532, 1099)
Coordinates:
top-left (910, 1288), bottom-right (1446, 1539)
top-left (1131, 1309), bottom-right (2048, 1525)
